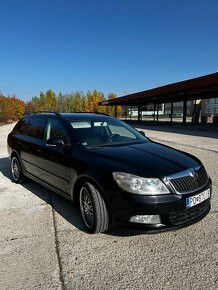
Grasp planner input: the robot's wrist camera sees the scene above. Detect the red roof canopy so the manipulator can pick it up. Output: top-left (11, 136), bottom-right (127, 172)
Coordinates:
top-left (101, 72), bottom-right (218, 106)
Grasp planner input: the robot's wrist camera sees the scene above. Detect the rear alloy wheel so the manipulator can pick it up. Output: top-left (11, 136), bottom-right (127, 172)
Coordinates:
top-left (11, 156), bottom-right (24, 183)
top-left (79, 181), bottom-right (110, 234)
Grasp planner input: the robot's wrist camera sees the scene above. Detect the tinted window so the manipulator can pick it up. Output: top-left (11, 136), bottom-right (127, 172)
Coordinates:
top-left (26, 117), bottom-right (46, 139)
top-left (13, 116), bottom-right (46, 139)
top-left (45, 118), bottom-right (69, 143)
top-left (13, 117), bottom-right (29, 135)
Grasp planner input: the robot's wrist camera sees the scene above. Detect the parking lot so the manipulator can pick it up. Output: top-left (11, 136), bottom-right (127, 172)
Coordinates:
top-left (0, 123), bottom-right (218, 290)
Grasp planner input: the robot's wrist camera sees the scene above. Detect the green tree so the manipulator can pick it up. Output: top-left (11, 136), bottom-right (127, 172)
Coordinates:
top-left (73, 91), bottom-right (83, 112)
top-left (39, 91), bottom-right (46, 110)
top-left (56, 92), bottom-right (64, 112)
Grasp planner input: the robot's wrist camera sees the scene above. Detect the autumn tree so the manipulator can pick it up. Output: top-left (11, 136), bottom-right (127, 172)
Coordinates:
top-left (104, 93), bottom-right (122, 117)
top-left (25, 101), bottom-right (36, 113)
top-left (87, 90), bottom-right (106, 113)
top-left (0, 95), bottom-right (25, 121)
top-left (0, 89), bottom-right (122, 122)
top-left (45, 90), bottom-right (57, 111)
top-left (81, 94), bottom-right (89, 112)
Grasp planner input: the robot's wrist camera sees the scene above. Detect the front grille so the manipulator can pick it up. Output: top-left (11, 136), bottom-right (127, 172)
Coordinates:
top-left (169, 200), bottom-right (210, 226)
top-left (168, 167), bottom-right (208, 194)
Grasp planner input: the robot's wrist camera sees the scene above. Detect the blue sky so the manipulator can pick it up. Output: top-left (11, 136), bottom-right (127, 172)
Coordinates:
top-left (0, 0), bottom-right (218, 101)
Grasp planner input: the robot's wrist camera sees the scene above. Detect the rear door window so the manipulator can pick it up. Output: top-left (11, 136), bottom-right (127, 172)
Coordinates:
top-left (26, 117), bottom-right (47, 140)
top-left (13, 116), bottom-right (47, 140)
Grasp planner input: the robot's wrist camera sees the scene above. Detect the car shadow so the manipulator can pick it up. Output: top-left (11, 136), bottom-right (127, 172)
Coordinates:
top-left (0, 157), bottom-right (86, 231)
top-left (0, 157), bottom-right (147, 237)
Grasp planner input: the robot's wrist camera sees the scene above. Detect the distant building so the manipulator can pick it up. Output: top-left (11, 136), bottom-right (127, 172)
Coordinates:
top-left (201, 98), bottom-right (218, 116)
top-left (102, 73), bottom-right (218, 124)
top-left (126, 101), bottom-right (194, 118)
top-left (127, 104), bottom-right (164, 117)
top-left (164, 101), bottom-right (194, 117)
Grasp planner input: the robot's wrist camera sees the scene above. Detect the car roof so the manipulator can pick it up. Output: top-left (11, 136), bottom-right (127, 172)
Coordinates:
top-left (60, 113), bottom-right (114, 120)
top-left (25, 112), bottom-right (114, 120)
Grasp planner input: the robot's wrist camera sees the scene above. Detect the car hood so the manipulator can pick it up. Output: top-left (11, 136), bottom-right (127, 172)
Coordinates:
top-left (89, 142), bottom-right (200, 178)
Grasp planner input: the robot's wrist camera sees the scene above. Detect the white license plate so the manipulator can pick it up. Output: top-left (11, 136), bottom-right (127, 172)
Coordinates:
top-left (186, 189), bottom-right (210, 209)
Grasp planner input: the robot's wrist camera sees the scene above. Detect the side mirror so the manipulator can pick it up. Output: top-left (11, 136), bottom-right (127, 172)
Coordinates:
top-left (138, 130), bottom-right (145, 137)
top-left (46, 137), bottom-right (71, 149)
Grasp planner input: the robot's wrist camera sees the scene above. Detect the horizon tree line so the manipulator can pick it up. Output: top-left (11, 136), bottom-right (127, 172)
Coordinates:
top-left (0, 89), bottom-right (122, 122)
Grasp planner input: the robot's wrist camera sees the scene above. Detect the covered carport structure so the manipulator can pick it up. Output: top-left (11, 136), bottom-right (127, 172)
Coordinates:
top-left (100, 72), bottom-right (218, 124)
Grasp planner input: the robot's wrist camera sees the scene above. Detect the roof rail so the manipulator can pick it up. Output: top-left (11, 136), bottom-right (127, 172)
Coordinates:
top-left (26, 111), bottom-right (111, 117)
top-left (93, 112), bottom-right (110, 116)
top-left (26, 111), bottom-right (61, 116)
top-left (70, 112), bottom-right (110, 116)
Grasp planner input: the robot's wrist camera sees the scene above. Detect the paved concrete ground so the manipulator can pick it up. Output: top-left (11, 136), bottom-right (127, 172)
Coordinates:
top-left (0, 123), bottom-right (217, 290)
top-left (134, 124), bottom-right (218, 152)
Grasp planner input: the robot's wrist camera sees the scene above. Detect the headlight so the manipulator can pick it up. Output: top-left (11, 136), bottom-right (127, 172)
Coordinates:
top-left (112, 172), bottom-right (170, 195)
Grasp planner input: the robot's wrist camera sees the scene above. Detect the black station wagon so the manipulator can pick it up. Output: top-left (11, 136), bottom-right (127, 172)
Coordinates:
top-left (7, 112), bottom-right (212, 233)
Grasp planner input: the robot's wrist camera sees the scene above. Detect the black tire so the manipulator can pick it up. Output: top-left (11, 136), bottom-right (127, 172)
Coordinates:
top-left (11, 156), bottom-right (24, 184)
top-left (79, 181), bottom-right (110, 234)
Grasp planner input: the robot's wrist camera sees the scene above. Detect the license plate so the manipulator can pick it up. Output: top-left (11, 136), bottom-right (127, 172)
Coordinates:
top-left (186, 189), bottom-right (210, 209)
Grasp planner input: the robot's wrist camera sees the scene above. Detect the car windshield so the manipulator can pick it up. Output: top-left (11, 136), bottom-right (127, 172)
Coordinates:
top-left (68, 117), bottom-right (149, 148)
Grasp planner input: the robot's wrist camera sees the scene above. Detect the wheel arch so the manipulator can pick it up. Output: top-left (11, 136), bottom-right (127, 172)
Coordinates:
top-left (72, 174), bottom-right (114, 226)
top-left (11, 149), bottom-right (20, 160)
top-left (10, 150), bottom-right (26, 175)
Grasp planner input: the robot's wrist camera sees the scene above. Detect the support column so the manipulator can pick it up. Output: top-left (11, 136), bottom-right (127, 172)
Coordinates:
top-left (153, 102), bottom-right (156, 122)
top-left (183, 99), bottom-right (187, 125)
top-left (138, 104), bottom-right (141, 122)
top-left (192, 99), bottom-right (196, 123)
top-left (114, 105), bottom-right (117, 118)
top-left (157, 103), bottom-right (159, 123)
top-left (170, 101), bottom-right (173, 123)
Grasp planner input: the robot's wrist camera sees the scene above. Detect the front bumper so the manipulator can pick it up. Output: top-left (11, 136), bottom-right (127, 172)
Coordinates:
top-left (111, 180), bottom-right (212, 231)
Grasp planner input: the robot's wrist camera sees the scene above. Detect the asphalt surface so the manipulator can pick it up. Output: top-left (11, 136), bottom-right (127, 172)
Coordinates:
top-left (0, 123), bottom-right (217, 290)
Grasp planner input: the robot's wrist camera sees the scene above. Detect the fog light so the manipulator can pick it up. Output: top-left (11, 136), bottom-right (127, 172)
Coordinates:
top-left (129, 215), bottom-right (161, 224)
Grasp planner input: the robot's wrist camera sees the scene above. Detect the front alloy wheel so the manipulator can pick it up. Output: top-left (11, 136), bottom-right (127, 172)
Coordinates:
top-left (80, 187), bottom-right (94, 229)
top-left (79, 181), bottom-right (110, 234)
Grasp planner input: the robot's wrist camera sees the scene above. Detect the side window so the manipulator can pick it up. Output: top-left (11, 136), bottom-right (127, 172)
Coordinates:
top-left (26, 117), bottom-right (46, 140)
top-left (13, 117), bottom-right (29, 135)
top-left (45, 119), bottom-right (68, 143)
